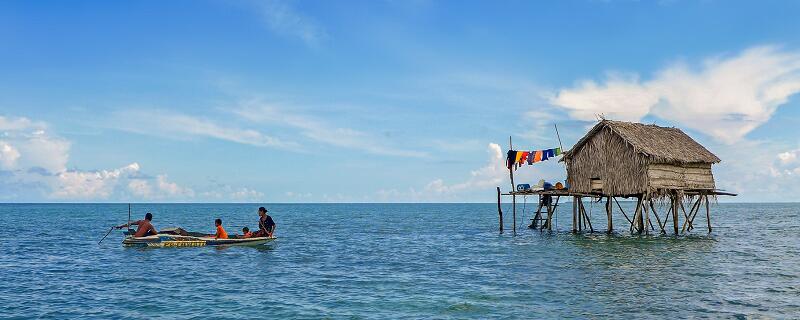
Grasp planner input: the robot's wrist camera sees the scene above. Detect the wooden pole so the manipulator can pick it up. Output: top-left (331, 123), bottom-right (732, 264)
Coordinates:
top-left (636, 197), bottom-right (645, 234)
top-left (497, 187), bottom-right (503, 234)
top-left (579, 200), bottom-right (594, 233)
top-left (509, 136), bottom-right (516, 235)
top-left (614, 197), bottom-right (633, 225)
top-left (606, 196), bottom-right (613, 234)
top-left (681, 197), bottom-right (702, 233)
top-left (672, 193), bottom-right (679, 235)
top-left (631, 196), bottom-right (642, 233)
top-left (649, 201), bottom-right (663, 234)
top-left (572, 196), bottom-right (578, 233)
top-left (705, 194), bottom-right (712, 233)
top-left (644, 196), bottom-right (651, 234)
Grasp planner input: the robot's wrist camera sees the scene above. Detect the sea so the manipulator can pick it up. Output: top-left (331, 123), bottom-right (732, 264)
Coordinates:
top-left (0, 202), bottom-right (798, 319)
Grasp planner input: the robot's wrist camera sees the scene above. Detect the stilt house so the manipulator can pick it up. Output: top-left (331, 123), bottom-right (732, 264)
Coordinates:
top-left (496, 119), bottom-right (735, 236)
top-left (561, 120), bottom-right (720, 198)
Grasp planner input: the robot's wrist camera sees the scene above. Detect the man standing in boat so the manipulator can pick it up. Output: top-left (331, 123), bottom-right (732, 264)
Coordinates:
top-left (115, 212), bottom-right (158, 237)
top-left (255, 207), bottom-right (276, 238)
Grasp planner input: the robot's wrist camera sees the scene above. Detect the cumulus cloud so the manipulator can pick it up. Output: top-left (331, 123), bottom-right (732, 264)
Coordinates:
top-left (423, 143), bottom-right (506, 194)
top-left (376, 143), bottom-right (542, 202)
top-left (0, 115), bottom-right (260, 202)
top-left (551, 46), bottom-right (800, 144)
top-left (0, 141), bottom-right (21, 169)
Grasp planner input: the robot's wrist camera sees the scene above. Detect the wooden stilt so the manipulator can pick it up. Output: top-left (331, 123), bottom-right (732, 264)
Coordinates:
top-left (531, 201), bottom-right (544, 229)
top-left (578, 198), bottom-right (586, 232)
top-left (512, 194), bottom-right (516, 235)
top-left (614, 197), bottom-right (633, 225)
top-left (579, 200), bottom-right (594, 233)
top-left (636, 197), bottom-right (645, 234)
top-left (572, 196), bottom-right (578, 233)
top-left (705, 194), bottom-right (712, 233)
top-left (545, 196), bottom-right (559, 231)
top-left (672, 193), bottom-right (679, 235)
top-left (631, 196), bottom-right (642, 233)
top-left (681, 197), bottom-right (702, 233)
top-left (644, 196), bottom-right (651, 234)
top-left (649, 201), bottom-right (663, 234)
top-left (606, 196), bottom-right (613, 234)
top-left (497, 187), bottom-right (503, 234)
top-left (659, 203), bottom-right (672, 233)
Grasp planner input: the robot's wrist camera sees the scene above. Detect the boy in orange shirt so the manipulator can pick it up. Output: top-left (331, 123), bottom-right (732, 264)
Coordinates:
top-left (211, 218), bottom-right (228, 239)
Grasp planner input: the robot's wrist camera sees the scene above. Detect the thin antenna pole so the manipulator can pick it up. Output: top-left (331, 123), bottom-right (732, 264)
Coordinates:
top-left (128, 203), bottom-right (131, 230)
top-left (554, 124), bottom-right (564, 152)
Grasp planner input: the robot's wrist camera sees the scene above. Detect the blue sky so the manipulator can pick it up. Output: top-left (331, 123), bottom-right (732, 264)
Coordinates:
top-left (1, 0), bottom-right (799, 202)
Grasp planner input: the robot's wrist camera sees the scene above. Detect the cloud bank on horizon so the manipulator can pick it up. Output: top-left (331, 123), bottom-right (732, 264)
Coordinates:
top-left (1, 1), bottom-right (799, 202)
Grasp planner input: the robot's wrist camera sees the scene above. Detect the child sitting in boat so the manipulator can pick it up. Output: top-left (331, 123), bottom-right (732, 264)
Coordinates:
top-left (241, 227), bottom-right (253, 238)
top-left (211, 218), bottom-right (228, 239)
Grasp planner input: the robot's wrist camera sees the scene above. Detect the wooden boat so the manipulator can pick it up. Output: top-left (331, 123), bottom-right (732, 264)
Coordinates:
top-left (122, 232), bottom-right (275, 248)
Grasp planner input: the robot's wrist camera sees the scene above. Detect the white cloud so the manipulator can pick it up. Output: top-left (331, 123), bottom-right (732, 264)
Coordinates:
top-left (777, 149), bottom-right (799, 165)
top-left (376, 143), bottom-right (517, 201)
top-left (200, 185), bottom-right (265, 202)
top-left (255, 0), bottom-right (326, 47)
top-left (53, 163), bottom-right (142, 199)
top-left (0, 141), bottom-right (20, 169)
top-left (0, 114), bottom-right (259, 202)
top-left (233, 100), bottom-right (428, 158)
top-left (112, 110), bottom-right (297, 149)
top-left (551, 46), bottom-right (800, 144)
top-left (423, 143), bottom-right (506, 194)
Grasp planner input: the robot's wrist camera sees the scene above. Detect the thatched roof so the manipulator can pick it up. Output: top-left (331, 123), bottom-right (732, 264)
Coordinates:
top-left (563, 120), bottom-right (720, 164)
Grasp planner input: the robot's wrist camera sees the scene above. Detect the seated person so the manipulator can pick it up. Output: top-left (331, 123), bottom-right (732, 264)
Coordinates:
top-left (254, 207), bottom-right (276, 237)
top-left (210, 218), bottom-right (228, 239)
top-left (115, 212), bottom-right (158, 237)
top-left (241, 227), bottom-right (253, 238)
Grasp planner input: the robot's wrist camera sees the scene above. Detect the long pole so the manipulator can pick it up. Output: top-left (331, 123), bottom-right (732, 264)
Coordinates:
top-left (128, 203), bottom-right (131, 230)
top-left (497, 187), bottom-right (503, 233)
top-left (554, 124), bottom-right (565, 152)
top-left (509, 136), bottom-right (516, 235)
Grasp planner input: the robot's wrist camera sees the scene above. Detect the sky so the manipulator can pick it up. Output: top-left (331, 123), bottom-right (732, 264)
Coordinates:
top-left (1, 0), bottom-right (799, 203)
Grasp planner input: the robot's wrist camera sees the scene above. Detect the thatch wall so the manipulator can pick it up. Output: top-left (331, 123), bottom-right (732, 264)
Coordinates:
top-left (566, 127), bottom-right (649, 196)
top-left (564, 120), bottom-right (720, 197)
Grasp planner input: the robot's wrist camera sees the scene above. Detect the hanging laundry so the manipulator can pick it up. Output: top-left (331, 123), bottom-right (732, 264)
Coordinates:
top-left (554, 147), bottom-right (562, 156)
top-left (506, 150), bottom-right (517, 169)
top-left (527, 151), bottom-right (534, 165)
top-left (533, 150), bottom-right (543, 163)
top-left (519, 151), bottom-right (530, 166)
top-left (541, 149), bottom-right (550, 161)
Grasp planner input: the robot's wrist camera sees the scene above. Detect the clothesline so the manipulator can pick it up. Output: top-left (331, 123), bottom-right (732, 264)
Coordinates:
top-left (506, 148), bottom-right (562, 170)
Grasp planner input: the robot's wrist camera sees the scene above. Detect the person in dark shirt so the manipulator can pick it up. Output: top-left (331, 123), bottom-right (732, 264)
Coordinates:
top-left (255, 206), bottom-right (276, 237)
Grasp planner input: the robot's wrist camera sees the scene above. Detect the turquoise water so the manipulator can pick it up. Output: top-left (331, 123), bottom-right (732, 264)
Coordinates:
top-left (1, 203), bottom-right (798, 319)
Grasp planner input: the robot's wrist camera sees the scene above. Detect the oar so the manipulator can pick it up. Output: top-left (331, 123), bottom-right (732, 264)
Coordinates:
top-left (98, 226), bottom-right (115, 245)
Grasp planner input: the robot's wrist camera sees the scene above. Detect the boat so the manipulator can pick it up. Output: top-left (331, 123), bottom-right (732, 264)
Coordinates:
top-left (122, 228), bottom-right (275, 248)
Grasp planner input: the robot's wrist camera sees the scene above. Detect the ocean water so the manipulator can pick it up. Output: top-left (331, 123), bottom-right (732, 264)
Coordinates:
top-left (1, 202), bottom-right (798, 319)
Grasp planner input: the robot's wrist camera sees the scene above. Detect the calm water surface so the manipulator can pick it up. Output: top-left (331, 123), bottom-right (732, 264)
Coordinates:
top-left (1, 203), bottom-right (798, 319)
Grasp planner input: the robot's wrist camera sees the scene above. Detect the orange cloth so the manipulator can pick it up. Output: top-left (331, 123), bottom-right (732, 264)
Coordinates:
top-left (533, 150), bottom-right (543, 162)
top-left (215, 225), bottom-right (228, 239)
top-left (514, 151), bottom-right (523, 163)
top-left (519, 151), bottom-right (530, 165)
